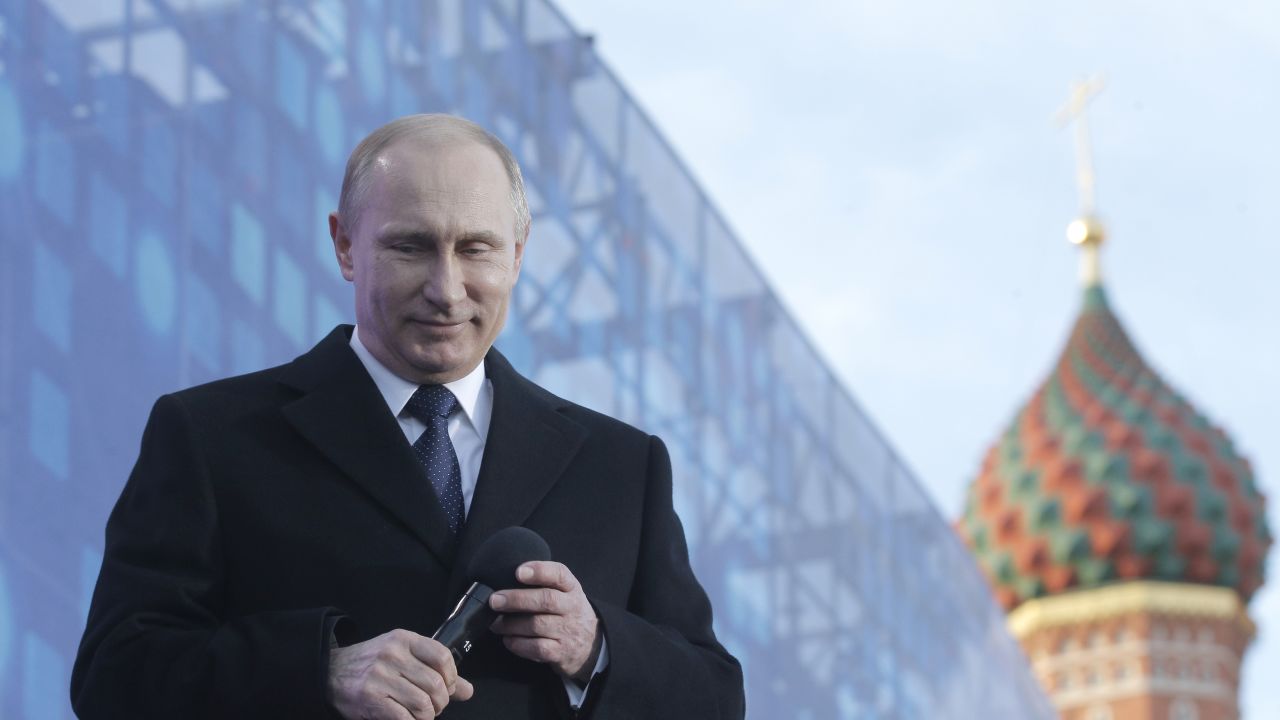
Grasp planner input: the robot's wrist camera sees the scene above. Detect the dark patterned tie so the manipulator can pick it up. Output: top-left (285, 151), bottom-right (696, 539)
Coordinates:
top-left (405, 385), bottom-right (465, 534)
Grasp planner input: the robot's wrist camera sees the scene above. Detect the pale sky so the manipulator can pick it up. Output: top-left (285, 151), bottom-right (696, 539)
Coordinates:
top-left (554, 0), bottom-right (1280, 716)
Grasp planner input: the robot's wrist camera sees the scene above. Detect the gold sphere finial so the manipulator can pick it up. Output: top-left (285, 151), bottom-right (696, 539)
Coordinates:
top-left (1057, 77), bottom-right (1107, 286)
top-left (1069, 215), bottom-right (1106, 287)
top-left (1066, 216), bottom-right (1106, 247)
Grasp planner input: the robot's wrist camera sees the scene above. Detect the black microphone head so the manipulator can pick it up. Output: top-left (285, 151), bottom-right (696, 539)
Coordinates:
top-left (467, 526), bottom-right (552, 590)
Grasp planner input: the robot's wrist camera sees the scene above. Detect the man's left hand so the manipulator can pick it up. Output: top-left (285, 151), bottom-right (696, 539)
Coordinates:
top-left (489, 561), bottom-right (602, 683)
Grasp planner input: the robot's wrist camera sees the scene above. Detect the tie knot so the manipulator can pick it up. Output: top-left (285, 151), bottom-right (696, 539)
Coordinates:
top-left (406, 384), bottom-right (458, 422)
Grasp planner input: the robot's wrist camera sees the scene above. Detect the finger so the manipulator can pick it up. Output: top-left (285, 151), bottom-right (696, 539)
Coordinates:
top-left (387, 674), bottom-right (439, 719)
top-left (490, 613), bottom-right (558, 638)
top-left (453, 675), bottom-right (475, 701)
top-left (491, 587), bottom-right (565, 615)
top-left (380, 698), bottom-right (417, 720)
top-left (516, 561), bottom-right (579, 592)
top-left (502, 635), bottom-right (563, 665)
top-left (394, 663), bottom-right (450, 716)
top-left (407, 637), bottom-right (458, 690)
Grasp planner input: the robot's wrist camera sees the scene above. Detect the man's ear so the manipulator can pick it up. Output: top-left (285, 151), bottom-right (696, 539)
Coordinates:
top-left (330, 212), bottom-right (355, 282)
top-left (509, 237), bottom-right (524, 279)
top-left (511, 226), bottom-right (528, 279)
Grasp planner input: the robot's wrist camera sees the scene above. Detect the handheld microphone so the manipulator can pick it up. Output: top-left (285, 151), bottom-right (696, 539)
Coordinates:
top-left (431, 526), bottom-right (551, 665)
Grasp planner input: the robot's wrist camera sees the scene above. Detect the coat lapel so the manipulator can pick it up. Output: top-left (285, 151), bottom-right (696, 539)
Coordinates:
top-left (449, 348), bottom-right (587, 597)
top-left (279, 326), bottom-right (458, 566)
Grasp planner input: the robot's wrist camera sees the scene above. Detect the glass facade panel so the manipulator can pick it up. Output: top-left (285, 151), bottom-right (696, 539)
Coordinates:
top-left (0, 0), bottom-right (1052, 716)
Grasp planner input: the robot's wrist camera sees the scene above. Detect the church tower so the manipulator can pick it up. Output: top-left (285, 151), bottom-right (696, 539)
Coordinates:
top-left (955, 80), bottom-right (1272, 720)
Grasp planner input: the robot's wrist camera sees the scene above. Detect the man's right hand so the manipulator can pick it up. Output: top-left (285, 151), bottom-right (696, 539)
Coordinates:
top-left (329, 629), bottom-right (474, 719)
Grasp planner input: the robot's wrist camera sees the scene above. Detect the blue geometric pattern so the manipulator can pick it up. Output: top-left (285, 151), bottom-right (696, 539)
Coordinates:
top-left (34, 121), bottom-right (73, 224)
top-left (33, 242), bottom-right (71, 352)
top-left (272, 246), bottom-right (307, 349)
top-left (231, 202), bottom-right (266, 305)
top-left (23, 632), bottom-right (67, 720)
top-left (0, 78), bottom-right (23, 177)
top-left (0, 1), bottom-right (1052, 718)
top-left (28, 370), bottom-right (69, 481)
top-left (89, 170), bottom-right (128, 277)
top-left (0, 561), bottom-right (12, 679)
top-left (134, 230), bottom-right (177, 336)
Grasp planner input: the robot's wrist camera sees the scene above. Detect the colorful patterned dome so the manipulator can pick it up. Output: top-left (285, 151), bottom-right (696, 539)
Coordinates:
top-left (958, 285), bottom-right (1271, 611)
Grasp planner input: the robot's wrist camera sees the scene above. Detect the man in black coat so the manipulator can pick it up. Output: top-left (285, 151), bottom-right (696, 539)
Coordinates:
top-left (71, 114), bottom-right (744, 719)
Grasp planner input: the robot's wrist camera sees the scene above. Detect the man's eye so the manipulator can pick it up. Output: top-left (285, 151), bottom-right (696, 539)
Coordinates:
top-left (461, 247), bottom-right (486, 256)
top-left (393, 244), bottom-right (420, 254)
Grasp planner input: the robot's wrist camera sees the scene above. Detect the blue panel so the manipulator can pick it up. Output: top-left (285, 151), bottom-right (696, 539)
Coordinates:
top-left (233, 105), bottom-right (267, 188)
top-left (356, 25), bottom-right (385, 104)
top-left (0, 1), bottom-right (27, 51)
top-left (29, 370), bottom-right (69, 480)
top-left (389, 73), bottom-right (418, 119)
top-left (92, 75), bottom-right (131, 155)
top-left (272, 247), bottom-right (306, 348)
top-left (22, 632), bottom-right (66, 720)
top-left (89, 171), bottom-right (127, 277)
top-left (428, 50), bottom-right (455, 106)
top-left (275, 33), bottom-right (308, 131)
top-left (134, 230), bottom-right (176, 335)
top-left (234, 4), bottom-right (268, 91)
top-left (231, 203), bottom-right (265, 304)
top-left (463, 66), bottom-right (491, 129)
top-left (141, 119), bottom-right (176, 206)
top-left (312, 291), bottom-right (345, 343)
top-left (33, 242), bottom-right (72, 353)
top-left (0, 79), bottom-right (23, 179)
top-left (79, 546), bottom-right (102, 624)
top-left (314, 186), bottom-right (337, 268)
top-left (35, 122), bottom-right (74, 224)
top-left (274, 145), bottom-right (307, 235)
top-left (230, 318), bottom-right (264, 375)
top-left (494, 307), bottom-right (533, 372)
top-left (40, 4), bottom-right (80, 103)
top-left (186, 161), bottom-right (224, 255)
top-left (314, 84), bottom-right (344, 165)
top-left (184, 270), bottom-right (221, 370)
top-left (310, 0), bottom-right (347, 67)
top-left (0, 558), bottom-right (12, 678)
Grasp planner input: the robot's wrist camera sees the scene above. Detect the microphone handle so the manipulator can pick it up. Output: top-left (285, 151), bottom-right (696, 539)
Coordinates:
top-left (431, 581), bottom-right (497, 664)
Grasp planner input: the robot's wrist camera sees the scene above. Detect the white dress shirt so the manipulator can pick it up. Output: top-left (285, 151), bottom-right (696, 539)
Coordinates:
top-left (349, 327), bottom-right (607, 708)
top-left (350, 327), bottom-right (491, 513)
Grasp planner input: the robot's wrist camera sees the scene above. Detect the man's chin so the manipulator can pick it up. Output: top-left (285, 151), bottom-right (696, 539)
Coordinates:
top-left (405, 348), bottom-right (481, 383)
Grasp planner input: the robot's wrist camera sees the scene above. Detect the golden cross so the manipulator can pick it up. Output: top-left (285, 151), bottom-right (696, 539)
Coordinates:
top-left (1055, 75), bottom-right (1106, 216)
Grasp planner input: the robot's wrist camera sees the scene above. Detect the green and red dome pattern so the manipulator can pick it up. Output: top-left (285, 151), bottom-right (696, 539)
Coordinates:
top-left (957, 286), bottom-right (1271, 611)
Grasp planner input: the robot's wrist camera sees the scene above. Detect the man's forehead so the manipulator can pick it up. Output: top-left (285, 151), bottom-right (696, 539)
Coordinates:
top-left (359, 136), bottom-right (515, 231)
top-left (378, 134), bottom-right (503, 172)
top-left (375, 142), bottom-right (503, 196)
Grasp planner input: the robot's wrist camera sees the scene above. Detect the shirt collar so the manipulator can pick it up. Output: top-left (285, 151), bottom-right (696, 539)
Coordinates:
top-left (349, 325), bottom-right (488, 429)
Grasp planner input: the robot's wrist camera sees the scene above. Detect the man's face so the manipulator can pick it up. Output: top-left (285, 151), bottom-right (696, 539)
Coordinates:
top-left (330, 138), bottom-right (524, 384)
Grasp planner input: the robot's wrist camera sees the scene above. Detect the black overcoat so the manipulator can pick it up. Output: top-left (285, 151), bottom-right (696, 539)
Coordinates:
top-left (71, 325), bottom-right (743, 719)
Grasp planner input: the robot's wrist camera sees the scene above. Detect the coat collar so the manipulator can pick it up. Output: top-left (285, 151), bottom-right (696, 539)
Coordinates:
top-left (278, 326), bottom-right (587, 583)
top-left (448, 346), bottom-right (587, 596)
top-left (278, 326), bottom-right (460, 566)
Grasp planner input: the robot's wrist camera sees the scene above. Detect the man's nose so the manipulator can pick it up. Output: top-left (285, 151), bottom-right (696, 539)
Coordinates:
top-left (422, 254), bottom-right (467, 309)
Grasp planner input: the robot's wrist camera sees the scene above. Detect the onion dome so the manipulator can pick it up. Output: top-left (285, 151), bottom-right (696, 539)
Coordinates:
top-left (957, 227), bottom-right (1271, 612)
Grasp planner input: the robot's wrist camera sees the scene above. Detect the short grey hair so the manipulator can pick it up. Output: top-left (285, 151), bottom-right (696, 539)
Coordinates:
top-left (336, 114), bottom-right (531, 241)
